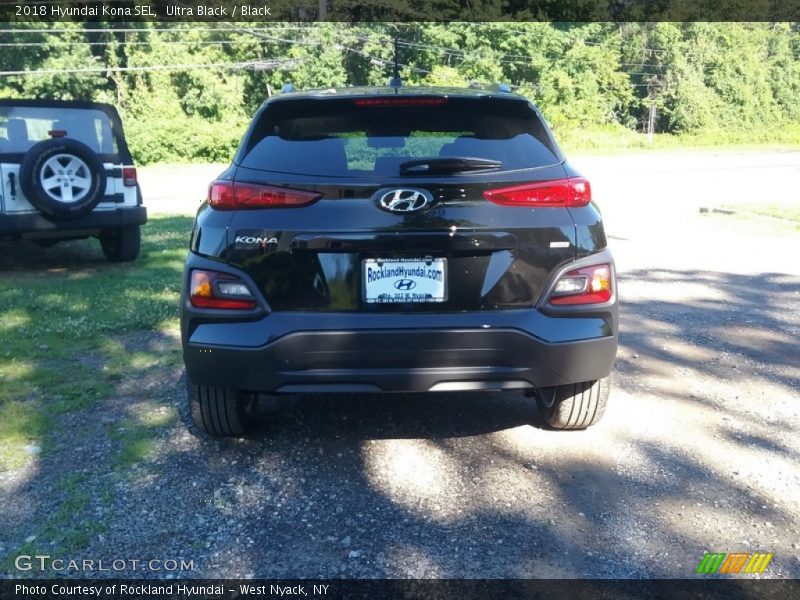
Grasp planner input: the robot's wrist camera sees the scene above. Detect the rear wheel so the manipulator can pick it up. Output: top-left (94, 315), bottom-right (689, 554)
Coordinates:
top-left (536, 377), bottom-right (609, 430)
top-left (100, 225), bottom-right (140, 262)
top-left (187, 379), bottom-right (257, 437)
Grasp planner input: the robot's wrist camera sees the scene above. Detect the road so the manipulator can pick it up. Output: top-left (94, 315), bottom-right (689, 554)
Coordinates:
top-left (4, 149), bottom-right (800, 579)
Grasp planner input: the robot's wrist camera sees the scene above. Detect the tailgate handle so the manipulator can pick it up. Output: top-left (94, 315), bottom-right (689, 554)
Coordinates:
top-left (292, 232), bottom-right (516, 251)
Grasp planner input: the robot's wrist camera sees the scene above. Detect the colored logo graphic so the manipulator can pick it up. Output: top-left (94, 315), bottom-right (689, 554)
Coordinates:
top-left (696, 552), bottom-right (773, 575)
top-left (394, 279), bottom-right (417, 290)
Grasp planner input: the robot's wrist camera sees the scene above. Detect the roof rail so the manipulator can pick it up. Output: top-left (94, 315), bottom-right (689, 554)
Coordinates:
top-left (468, 82), bottom-right (512, 92)
top-left (281, 83), bottom-right (296, 93)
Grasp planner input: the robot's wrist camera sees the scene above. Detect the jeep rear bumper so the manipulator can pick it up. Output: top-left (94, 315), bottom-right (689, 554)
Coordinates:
top-left (0, 206), bottom-right (147, 239)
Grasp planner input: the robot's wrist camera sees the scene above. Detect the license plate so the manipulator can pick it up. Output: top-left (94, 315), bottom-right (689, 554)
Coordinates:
top-left (363, 258), bottom-right (447, 304)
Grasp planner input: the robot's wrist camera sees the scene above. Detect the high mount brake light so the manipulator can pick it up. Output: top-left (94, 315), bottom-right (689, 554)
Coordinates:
top-left (189, 270), bottom-right (257, 310)
top-left (549, 264), bottom-right (613, 306)
top-left (352, 97), bottom-right (448, 107)
top-left (208, 181), bottom-right (322, 210)
top-left (483, 177), bottom-right (591, 208)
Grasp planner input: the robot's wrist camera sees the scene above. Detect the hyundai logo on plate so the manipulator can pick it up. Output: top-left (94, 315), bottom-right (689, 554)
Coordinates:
top-left (394, 279), bottom-right (417, 290)
top-left (376, 188), bottom-right (434, 213)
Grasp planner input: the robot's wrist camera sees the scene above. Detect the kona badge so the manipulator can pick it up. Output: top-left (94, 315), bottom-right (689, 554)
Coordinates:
top-left (233, 231), bottom-right (279, 248)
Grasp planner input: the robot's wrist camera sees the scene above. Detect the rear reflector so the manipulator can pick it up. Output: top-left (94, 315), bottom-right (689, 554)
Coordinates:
top-left (549, 264), bottom-right (613, 305)
top-left (208, 180), bottom-right (322, 210)
top-left (483, 177), bottom-right (591, 208)
top-left (189, 269), bottom-right (257, 310)
top-left (352, 97), bottom-right (448, 107)
top-left (122, 167), bottom-right (137, 187)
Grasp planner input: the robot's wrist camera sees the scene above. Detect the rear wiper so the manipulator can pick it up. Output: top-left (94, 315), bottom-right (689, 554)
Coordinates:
top-left (399, 157), bottom-right (502, 176)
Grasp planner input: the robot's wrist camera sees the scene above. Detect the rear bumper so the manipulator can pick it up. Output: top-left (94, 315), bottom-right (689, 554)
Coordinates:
top-left (183, 310), bottom-right (617, 394)
top-left (0, 206), bottom-right (147, 239)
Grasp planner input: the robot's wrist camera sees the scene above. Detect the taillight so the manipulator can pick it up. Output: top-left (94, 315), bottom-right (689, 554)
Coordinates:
top-left (208, 181), bottom-right (322, 210)
top-left (483, 177), bottom-right (591, 208)
top-left (122, 167), bottom-right (137, 187)
top-left (189, 269), bottom-right (257, 310)
top-left (549, 264), bottom-right (613, 305)
top-left (352, 97), bottom-right (447, 107)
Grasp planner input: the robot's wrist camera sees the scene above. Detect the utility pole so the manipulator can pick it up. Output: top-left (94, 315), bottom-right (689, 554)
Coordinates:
top-left (647, 102), bottom-right (656, 145)
top-left (318, 0), bottom-right (327, 20)
top-left (643, 73), bottom-right (662, 145)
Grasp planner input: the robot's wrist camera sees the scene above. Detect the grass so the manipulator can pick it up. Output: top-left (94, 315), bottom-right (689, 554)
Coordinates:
top-left (0, 471), bottom-right (107, 573)
top-left (110, 406), bottom-right (177, 470)
top-left (722, 203), bottom-right (800, 223)
top-left (0, 215), bottom-right (191, 472)
top-left (709, 201), bottom-right (800, 236)
top-left (0, 215), bottom-right (191, 573)
top-left (557, 123), bottom-right (800, 155)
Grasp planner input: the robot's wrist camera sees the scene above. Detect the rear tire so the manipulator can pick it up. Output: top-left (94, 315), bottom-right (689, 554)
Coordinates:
top-left (187, 379), bottom-right (257, 437)
top-left (100, 225), bottom-right (140, 262)
top-left (536, 377), bottom-right (610, 430)
top-left (19, 138), bottom-right (106, 220)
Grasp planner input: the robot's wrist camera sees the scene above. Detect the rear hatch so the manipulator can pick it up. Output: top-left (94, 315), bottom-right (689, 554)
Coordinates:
top-left (221, 93), bottom-right (578, 312)
top-left (0, 100), bottom-right (137, 213)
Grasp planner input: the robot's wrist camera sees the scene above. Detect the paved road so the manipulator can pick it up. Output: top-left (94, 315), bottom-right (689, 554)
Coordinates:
top-left (5, 150), bottom-right (800, 579)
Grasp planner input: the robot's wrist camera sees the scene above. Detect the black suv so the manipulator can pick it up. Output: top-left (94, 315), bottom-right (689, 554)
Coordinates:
top-left (181, 86), bottom-right (617, 436)
top-left (0, 99), bottom-right (146, 261)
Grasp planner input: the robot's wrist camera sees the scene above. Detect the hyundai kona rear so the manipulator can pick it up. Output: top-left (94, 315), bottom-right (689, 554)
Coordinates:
top-left (180, 86), bottom-right (617, 436)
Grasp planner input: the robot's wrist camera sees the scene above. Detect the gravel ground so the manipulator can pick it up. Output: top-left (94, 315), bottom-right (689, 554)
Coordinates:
top-left (1, 150), bottom-right (799, 579)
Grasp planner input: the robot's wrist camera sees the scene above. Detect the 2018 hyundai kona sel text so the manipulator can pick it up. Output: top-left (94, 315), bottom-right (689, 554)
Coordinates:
top-left (180, 85), bottom-right (617, 436)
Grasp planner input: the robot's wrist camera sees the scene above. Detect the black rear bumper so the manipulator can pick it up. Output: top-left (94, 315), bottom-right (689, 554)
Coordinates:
top-left (0, 206), bottom-right (147, 239)
top-left (183, 311), bottom-right (617, 394)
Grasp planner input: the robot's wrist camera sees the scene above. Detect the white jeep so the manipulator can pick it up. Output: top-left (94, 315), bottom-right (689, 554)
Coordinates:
top-left (0, 99), bottom-right (146, 261)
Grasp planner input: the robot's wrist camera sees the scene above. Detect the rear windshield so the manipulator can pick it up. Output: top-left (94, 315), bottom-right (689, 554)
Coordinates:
top-left (0, 106), bottom-right (119, 155)
top-left (239, 98), bottom-right (560, 177)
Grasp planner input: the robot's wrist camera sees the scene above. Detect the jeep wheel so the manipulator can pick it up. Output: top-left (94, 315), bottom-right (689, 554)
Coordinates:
top-left (536, 377), bottom-right (610, 430)
top-left (187, 379), bottom-right (258, 437)
top-left (100, 225), bottom-right (140, 262)
top-left (19, 138), bottom-right (106, 220)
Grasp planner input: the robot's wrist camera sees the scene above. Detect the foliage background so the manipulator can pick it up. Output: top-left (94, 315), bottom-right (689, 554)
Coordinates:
top-left (1, 22), bottom-right (798, 163)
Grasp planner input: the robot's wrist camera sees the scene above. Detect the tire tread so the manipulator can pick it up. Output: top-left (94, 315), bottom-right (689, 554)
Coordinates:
top-left (187, 379), bottom-right (252, 437)
top-left (537, 377), bottom-right (609, 430)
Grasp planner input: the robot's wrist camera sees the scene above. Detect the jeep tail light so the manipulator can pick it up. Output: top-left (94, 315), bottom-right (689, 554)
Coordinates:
top-left (208, 180), bottom-right (322, 210)
top-left (483, 177), bottom-right (591, 208)
top-left (190, 269), bottom-right (257, 310)
top-left (122, 167), bottom-right (137, 187)
top-left (549, 264), bottom-right (613, 305)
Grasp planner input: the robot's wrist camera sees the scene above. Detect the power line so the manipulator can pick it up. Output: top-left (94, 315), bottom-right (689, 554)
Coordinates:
top-left (0, 24), bottom-right (686, 88)
top-left (0, 25), bottom-right (700, 78)
top-left (0, 39), bottom-right (265, 47)
top-left (0, 59), bottom-right (301, 77)
top-left (0, 25), bottom-right (318, 34)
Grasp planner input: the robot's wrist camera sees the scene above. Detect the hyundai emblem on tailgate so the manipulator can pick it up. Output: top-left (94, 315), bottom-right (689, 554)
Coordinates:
top-left (376, 188), bottom-right (434, 213)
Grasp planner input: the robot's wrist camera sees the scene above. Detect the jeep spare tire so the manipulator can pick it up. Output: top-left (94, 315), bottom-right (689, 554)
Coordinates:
top-left (19, 138), bottom-right (106, 220)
